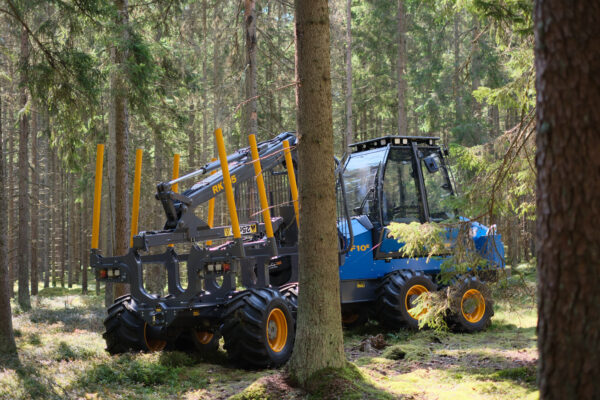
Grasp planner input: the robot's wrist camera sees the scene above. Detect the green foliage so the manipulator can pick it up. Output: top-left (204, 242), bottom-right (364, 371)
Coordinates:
top-left (387, 221), bottom-right (447, 262)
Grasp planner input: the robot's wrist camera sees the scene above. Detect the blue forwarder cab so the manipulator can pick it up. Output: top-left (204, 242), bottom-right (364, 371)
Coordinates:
top-left (336, 136), bottom-right (504, 331)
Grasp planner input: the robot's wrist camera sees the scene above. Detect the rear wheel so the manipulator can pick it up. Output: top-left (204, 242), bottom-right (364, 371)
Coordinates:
top-left (222, 288), bottom-right (295, 368)
top-left (376, 270), bottom-right (436, 330)
top-left (447, 275), bottom-right (494, 332)
top-left (103, 295), bottom-right (167, 354)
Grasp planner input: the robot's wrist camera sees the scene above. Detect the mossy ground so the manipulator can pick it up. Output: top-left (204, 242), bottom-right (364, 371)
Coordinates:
top-left (1, 264), bottom-right (538, 399)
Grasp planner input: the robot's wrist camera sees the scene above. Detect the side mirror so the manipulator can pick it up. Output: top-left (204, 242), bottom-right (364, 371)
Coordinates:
top-left (423, 154), bottom-right (439, 173)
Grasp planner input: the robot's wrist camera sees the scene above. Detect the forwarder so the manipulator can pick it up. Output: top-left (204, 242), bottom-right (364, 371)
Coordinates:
top-left (90, 129), bottom-right (504, 368)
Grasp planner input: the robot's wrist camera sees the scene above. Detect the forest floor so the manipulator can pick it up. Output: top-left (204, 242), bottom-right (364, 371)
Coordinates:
top-left (0, 263), bottom-right (538, 400)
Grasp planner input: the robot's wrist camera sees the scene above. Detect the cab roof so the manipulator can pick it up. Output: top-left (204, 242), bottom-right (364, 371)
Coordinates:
top-left (350, 136), bottom-right (440, 153)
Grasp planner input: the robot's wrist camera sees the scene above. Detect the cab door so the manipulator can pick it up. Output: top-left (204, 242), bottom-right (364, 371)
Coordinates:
top-left (375, 146), bottom-right (426, 257)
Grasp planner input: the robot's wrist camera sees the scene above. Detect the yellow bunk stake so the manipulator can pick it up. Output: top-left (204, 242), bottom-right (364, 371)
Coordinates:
top-left (215, 128), bottom-right (244, 256)
top-left (283, 140), bottom-right (299, 228)
top-left (91, 144), bottom-right (105, 249)
top-left (130, 149), bottom-right (143, 248)
top-left (168, 154), bottom-right (180, 248)
top-left (249, 135), bottom-right (277, 255)
top-left (171, 153), bottom-right (181, 193)
top-left (206, 158), bottom-right (217, 246)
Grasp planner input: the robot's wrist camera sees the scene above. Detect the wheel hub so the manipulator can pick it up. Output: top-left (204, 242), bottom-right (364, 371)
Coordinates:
top-left (268, 320), bottom-right (278, 341)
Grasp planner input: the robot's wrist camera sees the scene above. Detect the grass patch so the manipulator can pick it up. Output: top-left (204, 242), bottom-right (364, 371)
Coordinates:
top-left (230, 381), bottom-right (270, 400)
top-left (492, 366), bottom-right (536, 385)
top-left (382, 345), bottom-right (406, 360)
top-left (84, 355), bottom-right (183, 386)
top-left (54, 341), bottom-right (98, 362)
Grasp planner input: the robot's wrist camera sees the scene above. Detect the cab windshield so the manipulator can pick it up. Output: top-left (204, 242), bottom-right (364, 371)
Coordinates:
top-left (343, 148), bottom-right (387, 216)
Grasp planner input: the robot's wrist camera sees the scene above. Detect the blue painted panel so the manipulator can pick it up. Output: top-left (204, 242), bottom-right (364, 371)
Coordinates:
top-left (337, 217), bottom-right (506, 281)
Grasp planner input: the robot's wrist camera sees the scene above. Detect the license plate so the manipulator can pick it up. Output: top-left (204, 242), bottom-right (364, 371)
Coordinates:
top-left (224, 224), bottom-right (257, 237)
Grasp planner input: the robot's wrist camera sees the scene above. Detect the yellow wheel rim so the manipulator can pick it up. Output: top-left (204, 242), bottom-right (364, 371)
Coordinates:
top-left (405, 284), bottom-right (429, 319)
top-left (144, 323), bottom-right (167, 352)
top-left (266, 308), bottom-right (287, 353)
top-left (461, 289), bottom-right (486, 323)
top-left (194, 330), bottom-right (214, 345)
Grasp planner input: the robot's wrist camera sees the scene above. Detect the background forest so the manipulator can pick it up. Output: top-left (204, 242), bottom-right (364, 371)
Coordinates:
top-left (0, 0), bottom-right (534, 317)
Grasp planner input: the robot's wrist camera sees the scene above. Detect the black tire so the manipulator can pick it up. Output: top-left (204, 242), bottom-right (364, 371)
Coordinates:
top-left (341, 304), bottom-right (369, 328)
top-left (279, 282), bottom-right (298, 318)
top-left (447, 275), bottom-right (494, 332)
top-left (103, 295), bottom-right (167, 354)
top-left (222, 288), bottom-right (295, 368)
top-left (376, 270), bottom-right (436, 330)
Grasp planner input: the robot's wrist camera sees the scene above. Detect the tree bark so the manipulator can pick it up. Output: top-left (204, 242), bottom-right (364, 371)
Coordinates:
top-left (535, 1), bottom-right (600, 399)
top-left (244, 0), bottom-right (258, 136)
top-left (289, 0), bottom-right (346, 385)
top-left (113, 0), bottom-right (131, 299)
top-left (17, 25), bottom-right (31, 310)
top-left (7, 103), bottom-right (14, 298)
top-left (344, 0), bottom-right (353, 151)
top-left (30, 106), bottom-right (38, 295)
top-left (453, 12), bottom-right (462, 124)
top-left (50, 152), bottom-right (56, 288)
top-left (396, 0), bottom-right (407, 135)
top-left (0, 85), bottom-right (17, 355)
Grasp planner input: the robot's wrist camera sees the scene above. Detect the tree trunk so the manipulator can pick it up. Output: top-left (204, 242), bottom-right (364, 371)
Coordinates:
top-left (344, 0), bottom-right (353, 151)
top-left (535, 1), bottom-right (600, 398)
top-left (289, 0), bottom-right (346, 385)
top-left (42, 131), bottom-right (50, 289)
top-left (471, 17), bottom-right (481, 119)
top-left (67, 176), bottom-right (73, 288)
top-left (7, 104), bottom-right (14, 298)
top-left (212, 6), bottom-right (221, 152)
top-left (201, 0), bottom-right (209, 160)
top-left (17, 26), bottom-right (31, 310)
top-left (50, 152), bottom-right (56, 288)
top-left (244, 0), bottom-right (258, 136)
top-left (453, 11), bottom-right (462, 125)
top-left (81, 188), bottom-right (88, 294)
top-left (60, 169), bottom-right (66, 288)
top-left (113, 0), bottom-right (131, 299)
top-left (396, 0), bottom-right (407, 135)
top-left (30, 107), bottom-right (38, 295)
top-left (0, 90), bottom-right (17, 355)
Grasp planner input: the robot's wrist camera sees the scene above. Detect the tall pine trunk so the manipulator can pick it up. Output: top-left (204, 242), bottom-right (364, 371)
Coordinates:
top-left (17, 26), bottom-right (31, 310)
top-left (535, 1), bottom-right (600, 398)
top-left (30, 106), bottom-right (38, 295)
top-left (113, 0), bottom-right (131, 299)
top-left (396, 0), bottom-right (407, 135)
top-left (344, 0), bottom-right (353, 151)
top-left (244, 0), bottom-right (258, 136)
top-left (289, 0), bottom-right (346, 385)
top-left (0, 85), bottom-right (17, 355)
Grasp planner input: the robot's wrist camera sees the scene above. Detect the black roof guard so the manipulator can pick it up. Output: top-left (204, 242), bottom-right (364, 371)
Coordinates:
top-left (349, 136), bottom-right (441, 152)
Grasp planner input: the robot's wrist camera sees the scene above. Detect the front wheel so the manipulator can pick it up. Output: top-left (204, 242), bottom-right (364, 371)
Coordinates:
top-left (222, 288), bottom-right (295, 368)
top-left (447, 275), bottom-right (494, 332)
top-left (103, 295), bottom-right (167, 354)
top-left (376, 270), bottom-right (436, 329)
